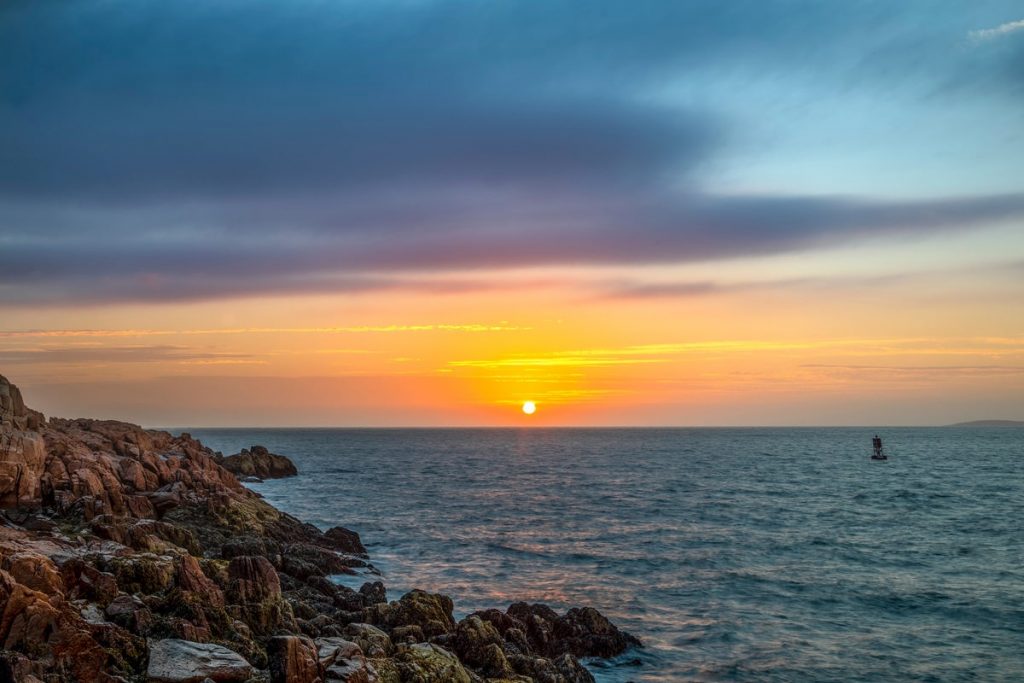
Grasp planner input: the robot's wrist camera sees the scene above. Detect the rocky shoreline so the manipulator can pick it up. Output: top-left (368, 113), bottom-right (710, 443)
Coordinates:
top-left (0, 373), bottom-right (640, 682)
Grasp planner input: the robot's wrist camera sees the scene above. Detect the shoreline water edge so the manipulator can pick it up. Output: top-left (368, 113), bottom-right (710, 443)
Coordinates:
top-left (0, 373), bottom-right (640, 682)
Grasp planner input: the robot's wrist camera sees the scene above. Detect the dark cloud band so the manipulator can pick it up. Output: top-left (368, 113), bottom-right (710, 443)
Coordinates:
top-left (1, 0), bottom-right (1021, 306)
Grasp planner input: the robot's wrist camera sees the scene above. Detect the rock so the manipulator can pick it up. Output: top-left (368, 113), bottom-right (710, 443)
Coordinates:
top-left (0, 650), bottom-right (42, 683)
top-left (1, 550), bottom-right (64, 595)
top-left (554, 606), bottom-right (642, 658)
top-left (450, 614), bottom-right (513, 679)
top-left (343, 623), bottom-right (393, 658)
top-left (219, 445), bottom-right (297, 480)
top-left (505, 602), bottom-right (559, 655)
top-left (364, 590), bottom-right (455, 639)
top-left (62, 560), bottom-right (120, 607)
top-left (90, 516), bottom-right (202, 555)
top-left (0, 375), bottom-right (46, 506)
top-left (325, 658), bottom-right (377, 682)
top-left (392, 643), bottom-right (471, 683)
top-left (316, 636), bottom-right (362, 668)
top-left (220, 535), bottom-right (282, 561)
top-left (358, 580), bottom-right (386, 605)
top-left (227, 555), bottom-right (280, 602)
top-left (503, 626), bottom-right (532, 657)
top-left (324, 526), bottom-right (368, 557)
top-left (105, 553), bottom-right (177, 595)
top-left (267, 634), bottom-right (323, 683)
top-left (146, 639), bottom-right (254, 683)
top-left (175, 554), bottom-right (225, 605)
top-left (90, 620), bottom-right (149, 676)
top-left (0, 373), bottom-right (640, 683)
top-left (282, 542), bottom-right (354, 579)
top-left (147, 489), bottom-right (182, 517)
top-left (507, 653), bottom-right (595, 683)
top-left (505, 602), bottom-right (641, 659)
top-left (471, 607), bottom-right (524, 636)
top-left (104, 593), bottom-right (153, 634)
top-left (391, 624), bottom-right (424, 644)
top-left (225, 555), bottom-right (296, 635)
top-left (0, 566), bottom-right (126, 681)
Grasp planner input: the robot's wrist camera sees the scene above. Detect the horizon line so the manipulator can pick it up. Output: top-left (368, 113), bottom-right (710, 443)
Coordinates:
top-left (154, 422), bottom-right (1022, 431)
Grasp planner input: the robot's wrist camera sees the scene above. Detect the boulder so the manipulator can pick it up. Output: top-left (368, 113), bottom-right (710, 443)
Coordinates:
top-left (392, 643), bottom-right (471, 683)
top-left (1, 550), bottom-right (64, 596)
top-left (316, 636), bottom-right (363, 668)
top-left (219, 445), bottom-right (297, 480)
top-left (324, 526), bottom-right (368, 557)
top-left (0, 375), bottom-right (46, 506)
top-left (507, 652), bottom-right (595, 683)
top-left (504, 602), bottom-right (641, 659)
top-left (324, 659), bottom-right (377, 682)
top-left (104, 593), bottom-right (153, 634)
top-left (225, 555), bottom-right (296, 635)
top-left (220, 535), bottom-right (282, 561)
top-left (146, 639), bottom-right (254, 682)
top-left (227, 555), bottom-right (280, 602)
top-left (505, 602), bottom-right (560, 655)
top-left (0, 567), bottom-right (124, 681)
top-left (554, 606), bottom-right (643, 658)
top-left (358, 581), bottom-right (386, 605)
top-left (342, 623), bottom-right (393, 658)
top-left (175, 554), bottom-right (225, 606)
top-left (104, 553), bottom-right (177, 596)
top-left (450, 614), bottom-right (513, 679)
top-left (391, 624), bottom-right (424, 644)
top-left (267, 634), bottom-right (323, 683)
top-left (61, 560), bottom-right (119, 607)
top-left (364, 590), bottom-right (455, 639)
top-left (281, 542), bottom-right (354, 580)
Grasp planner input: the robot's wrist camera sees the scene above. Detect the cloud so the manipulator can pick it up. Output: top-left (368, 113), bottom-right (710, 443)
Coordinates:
top-left (447, 340), bottom-right (817, 371)
top-left (449, 357), bottom-right (660, 369)
top-left (2, 1), bottom-right (1023, 306)
top-left (0, 324), bottom-right (530, 338)
top-left (0, 345), bottom-right (255, 365)
top-left (596, 280), bottom-right (725, 299)
top-left (804, 364), bottom-right (1024, 373)
top-left (969, 19), bottom-right (1024, 42)
top-left (593, 273), bottom-right (910, 300)
top-left (4, 191), bottom-right (1023, 306)
top-left (451, 337), bottom-right (1024, 372)
top-left (802, 364), bottom-right (1024, 381)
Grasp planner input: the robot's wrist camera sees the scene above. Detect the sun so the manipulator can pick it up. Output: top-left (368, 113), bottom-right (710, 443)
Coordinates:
top-left (522, 401), bottom-right (537, 415)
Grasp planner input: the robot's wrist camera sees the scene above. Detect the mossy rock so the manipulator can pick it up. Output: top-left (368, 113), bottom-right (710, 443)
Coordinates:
top-left (227, 595), bottom-right (298, 637)
top-left (200, 558), bottom-right (231, 590)
top-left (105, 554), bottom-right (176, 595)
top-left (369, 656), bottom-right (402, 683)
top-left (393, 643), bottom-right (472, 683)
top-left (89, 623), bottom-right (148, 677)
top-left (217, 635), bottom-right (268, 670)
top-left (452, 615), bottom-right (512, 677)
top-left (367, 590), bottom-right (456, 639)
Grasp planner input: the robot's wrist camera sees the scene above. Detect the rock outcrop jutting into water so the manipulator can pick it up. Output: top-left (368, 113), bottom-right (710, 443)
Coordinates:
top-left (0, 373), bottom-right (640, 682)
top-left (217, 446), bottom-right (299, 482)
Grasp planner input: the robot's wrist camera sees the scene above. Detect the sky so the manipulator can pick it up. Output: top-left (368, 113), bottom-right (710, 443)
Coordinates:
top-left (1, 0), bottom-right (1023, 426)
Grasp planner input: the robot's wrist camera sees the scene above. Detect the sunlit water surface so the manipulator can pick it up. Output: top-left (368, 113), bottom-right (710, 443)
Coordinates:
top-left (183, 428), bottom-right (1024, 682)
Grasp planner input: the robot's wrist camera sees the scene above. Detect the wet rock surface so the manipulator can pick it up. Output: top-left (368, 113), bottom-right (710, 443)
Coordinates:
top-left (0, 373), bottom-right (640, 681)
top-left (148, 638), bottom-right (255, 682)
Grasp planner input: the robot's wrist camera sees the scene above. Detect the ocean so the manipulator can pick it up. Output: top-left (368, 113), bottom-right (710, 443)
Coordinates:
top-left (183, 427), bottom-right (1024, 682)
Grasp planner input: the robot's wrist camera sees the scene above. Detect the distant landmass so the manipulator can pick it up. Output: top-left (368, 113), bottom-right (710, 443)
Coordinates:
top-left (947, 420), bottom-right (1024, 427)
